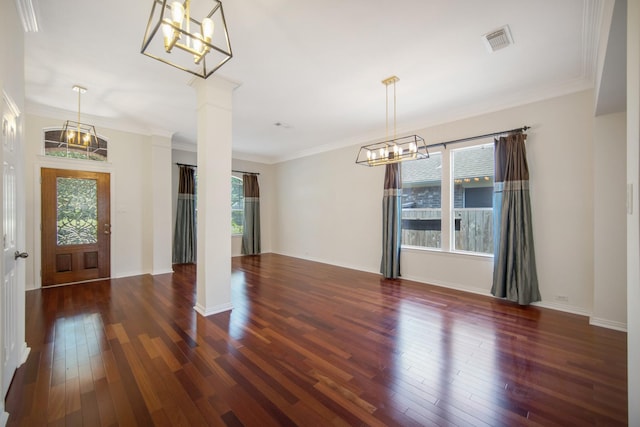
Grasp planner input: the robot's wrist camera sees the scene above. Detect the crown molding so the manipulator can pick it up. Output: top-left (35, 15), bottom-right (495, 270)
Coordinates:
top-left (171, 140), bottom-right (197, 153)
top-left (3, 90), bottom-right (21, 117)
top-left (270, 77), bottom-right (594, 165)
top-left (15, 0), bottom-right (39, 32)
top-left (581, 0), bottom-right (606, 83)
top-left (25, 102), bottom-right (172, 139)
top-left (231, 150), bottom-right (276, 165)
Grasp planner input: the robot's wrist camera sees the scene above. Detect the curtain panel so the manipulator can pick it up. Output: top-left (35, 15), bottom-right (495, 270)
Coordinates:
top-left (173, 165), bottom-right (197, 264)
top-left (242, 174), bottom-right (261, 255)
top-left (381, 163), bottom-right (402, 278)
top-left (492, 133), bottom-right (540, 304)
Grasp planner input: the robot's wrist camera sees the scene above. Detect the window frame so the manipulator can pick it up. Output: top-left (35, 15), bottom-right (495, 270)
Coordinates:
top-left (401, 137), bottom-right (494, 258)
top-left (449, 141), bottom-right (495, 256)
top-left (231, 175), bottom-right (244, 236)
top-left (43, 127), bottom-right (109, 161)
top-left (401, 151), bottom-right (443, 250)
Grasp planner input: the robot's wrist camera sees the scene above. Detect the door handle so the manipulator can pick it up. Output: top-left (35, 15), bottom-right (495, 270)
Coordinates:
top-left (14, 251), bottom-right (28, 260)
top-left (104, 224), bottom-right (111, 235)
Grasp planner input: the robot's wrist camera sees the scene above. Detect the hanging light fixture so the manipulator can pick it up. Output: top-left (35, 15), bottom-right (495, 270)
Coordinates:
top-left (60, 85), bottom-right (99, 150)
top-left (141, 0), bottom-right (232, 79)
top-left (356, 76), bottom-right (429, 166)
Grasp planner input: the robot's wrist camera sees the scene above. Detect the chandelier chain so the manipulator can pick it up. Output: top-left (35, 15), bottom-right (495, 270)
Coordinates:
top-left (385, 82), bottom-right (389, 140)
top-left (355, 75), bottom-right (427, 166)
top-left (77, 89), bottom-right (81, 125)
top-left (393, 79), bottom-right (397, 140)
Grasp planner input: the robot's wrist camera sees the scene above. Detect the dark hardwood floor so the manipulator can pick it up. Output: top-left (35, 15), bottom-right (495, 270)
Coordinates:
top-left (5, 254), bottom-right (627, 426)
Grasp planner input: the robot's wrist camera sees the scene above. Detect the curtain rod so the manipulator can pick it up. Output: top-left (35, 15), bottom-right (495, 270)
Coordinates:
top-left (232, 169), bottom-right (260, 175)
top-left (175, 163), bottom-right (260, 176)
top-left (425, 126), bottom-right (530, 150)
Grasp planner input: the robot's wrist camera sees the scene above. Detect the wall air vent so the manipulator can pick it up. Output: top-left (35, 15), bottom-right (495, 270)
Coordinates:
top-left (482, 25), bottom-right (513, 53)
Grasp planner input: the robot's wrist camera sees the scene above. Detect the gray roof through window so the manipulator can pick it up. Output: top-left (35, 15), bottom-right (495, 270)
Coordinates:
top-left (402, 145), bottom-right (494, 185)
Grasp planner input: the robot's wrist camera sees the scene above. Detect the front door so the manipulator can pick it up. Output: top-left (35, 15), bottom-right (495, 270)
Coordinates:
top-left (41, 168), bottom-right (110, 286)
top-left (2, 91), bottom-right (27, 398)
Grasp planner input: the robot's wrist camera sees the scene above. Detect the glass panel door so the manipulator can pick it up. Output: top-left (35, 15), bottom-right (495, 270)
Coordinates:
top-left (56, 177), bottom-right (98, 246)
top-left (41, 168), bottom-right (110, 286)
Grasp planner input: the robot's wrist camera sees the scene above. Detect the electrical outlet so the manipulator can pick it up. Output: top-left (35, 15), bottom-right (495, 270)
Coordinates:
top-left (554, 295), bottom-right (569, 303)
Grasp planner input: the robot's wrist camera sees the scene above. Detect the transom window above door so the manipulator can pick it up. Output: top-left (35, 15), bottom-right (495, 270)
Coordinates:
top-left (43, 129), bottom-right (108, 161)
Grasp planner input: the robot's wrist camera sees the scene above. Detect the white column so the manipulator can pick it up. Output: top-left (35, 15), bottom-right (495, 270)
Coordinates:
top-left (191, 76), bottom-right (238, 316)
top-left (151, 134), bottom-right (174, 275)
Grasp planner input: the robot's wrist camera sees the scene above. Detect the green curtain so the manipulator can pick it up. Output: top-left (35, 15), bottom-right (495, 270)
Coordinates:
top-left (381, 163), bottom-right (402, 278)
top-left (241, 174), bottom-right (261, 255)
top-left (172, 166), bottom-right (196, 264)
top-left (491, 133), bottom-right (540, 304)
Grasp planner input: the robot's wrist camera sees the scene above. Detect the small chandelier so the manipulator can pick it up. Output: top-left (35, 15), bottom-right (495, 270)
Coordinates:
top-left (60, 85), bottom-right (99, 150)
top-left (356, 76), bottom-right (429, 166)
top-left (141, 0), bottom-right (232, 79)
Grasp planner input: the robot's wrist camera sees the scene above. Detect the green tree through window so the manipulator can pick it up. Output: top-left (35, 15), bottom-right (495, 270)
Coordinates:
top-left (231, 176), bottom-right (244, 234)
top-left (56, 177), bottom-right (98, 245)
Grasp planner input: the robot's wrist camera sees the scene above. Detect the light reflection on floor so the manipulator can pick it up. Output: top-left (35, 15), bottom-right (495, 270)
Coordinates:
top-left (385, 295), bottom-right (516, 423)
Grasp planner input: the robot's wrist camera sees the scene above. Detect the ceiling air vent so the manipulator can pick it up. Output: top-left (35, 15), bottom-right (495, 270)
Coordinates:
top-left (482, 25), bottom-right (513, 53)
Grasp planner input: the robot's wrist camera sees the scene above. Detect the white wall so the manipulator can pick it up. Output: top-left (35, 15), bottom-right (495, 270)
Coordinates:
top-left (275, 90), bottom-right (605, 317)
top-left (171, 149), bottom-right (275, 257)
top-left (593, 111), bottom-right (627, 330)
top-left (24, 115), bottom-right (157, 288)
top-left (150, 135), bottom-right (173, 274)
top-left (274, 146), bottom-right (383, 273)
top-left (627, 0), bottom-right (640, 424)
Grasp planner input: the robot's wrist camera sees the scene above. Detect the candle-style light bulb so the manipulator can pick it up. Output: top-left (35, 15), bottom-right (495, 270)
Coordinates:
top-left (162, 23), bottom-right (173, 38)
top-left (162, 23), bottom-right (173, 49)
top-left (202, 18), bottom-right (214, 41)
top-left (171, 1), bottom-right (185, 26)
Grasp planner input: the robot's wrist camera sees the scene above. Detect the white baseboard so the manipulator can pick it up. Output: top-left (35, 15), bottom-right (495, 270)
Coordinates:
top-left (151, 268), bottom-right (174, 275)
top-left (400, 273), bottom-right (494, 298)
top-left (19, 344), bottom-right (30, 365)
top-left (385, 276), bottom-right (628, 332)
top-left (589, 317), bottom-right (627, 332)
top-left (269, 252), bottom-right (631, 332)
top-left (271, 251), bottom-right (379, 275)
top-left (112, 271), bottom-right (147, 279)
top-left (1, 410), bottom-right (9, 427)
top-left (532, 300), bottom-right (592, 317)
top-left (194, 302), bottom-right (233, 317)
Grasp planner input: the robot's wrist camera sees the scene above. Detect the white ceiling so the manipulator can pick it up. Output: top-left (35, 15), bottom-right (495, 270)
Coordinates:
top-left (23, 0), bottom-right (616, 163)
